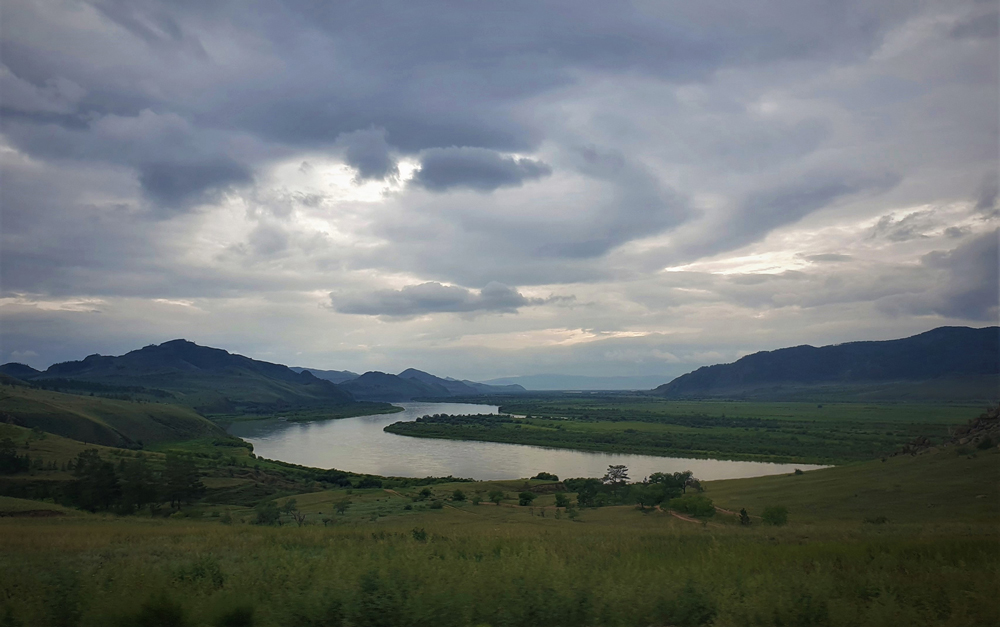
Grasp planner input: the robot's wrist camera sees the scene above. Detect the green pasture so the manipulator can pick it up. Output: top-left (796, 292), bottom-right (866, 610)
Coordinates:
top-left (386, 399), bottom-right (987, 463)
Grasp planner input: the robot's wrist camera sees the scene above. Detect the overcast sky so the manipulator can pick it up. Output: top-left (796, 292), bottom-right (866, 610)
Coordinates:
top-left (1, 0), bottom-right (997, 382)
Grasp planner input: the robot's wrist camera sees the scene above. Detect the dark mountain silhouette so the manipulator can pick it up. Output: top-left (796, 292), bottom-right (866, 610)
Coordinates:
top-left (3, 339), bottom-right (370, 415)
top-left (338, 368), bottom-right (526, 401)
top-left (340, 371), bottom-right (450, 401)
top-left (398, 368), bottom-right (480, 396)
top-left (0, 363), bottom-right (41, 380)
top-left (654, 326), bottom-right (999, 401)
top-left (290, 367), bottom-right (359, 384)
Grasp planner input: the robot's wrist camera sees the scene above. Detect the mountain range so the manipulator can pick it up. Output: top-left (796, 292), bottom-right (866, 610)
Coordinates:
top-left (0, 340), bottom-right (525, 408)
top-left (655, 326), bottom-right (999, 401)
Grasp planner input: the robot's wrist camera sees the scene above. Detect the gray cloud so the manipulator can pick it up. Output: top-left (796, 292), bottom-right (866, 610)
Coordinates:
top-left (339, 127), bottom-right (398, 182)
top-left (1, 0), bottom-right (996, 377)
top-left (334, 282), bottom-right (546, 317)
top-left (918, 229), bottom-right (999, 321)
top-left (411, 147), bottom-right (551, 192)
top-left (138, 159), bottom-right (253, 206)
top-left (805, 253), bottom-right (853, 263)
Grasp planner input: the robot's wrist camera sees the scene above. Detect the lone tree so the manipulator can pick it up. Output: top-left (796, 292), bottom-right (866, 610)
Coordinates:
top-left (488, 490), bottom-right (505, 505)
top-left (739, 508), bottom-right (751, 526)
top-left (603, 464), bottom-right (630, 497)
top-left (518, 492), bottom-right (537, 506)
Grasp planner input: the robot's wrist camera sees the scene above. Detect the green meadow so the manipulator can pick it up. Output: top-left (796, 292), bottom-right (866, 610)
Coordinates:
top-left (386, 398), bottom-right (986, 463)
top-left (1, 443), bottom-right (997, 626)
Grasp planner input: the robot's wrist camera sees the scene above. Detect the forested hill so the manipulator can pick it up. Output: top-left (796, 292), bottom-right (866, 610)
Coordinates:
top-left (654, 326), bottom-right (999, 401)
top-left (0, 339), bottom-right (363, 415)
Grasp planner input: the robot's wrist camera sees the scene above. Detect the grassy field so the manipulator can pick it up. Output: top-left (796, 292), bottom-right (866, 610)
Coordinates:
top-left (0, 382), bottom-right (224, 448)
top-left (386, 398), bottom-right (986, 463)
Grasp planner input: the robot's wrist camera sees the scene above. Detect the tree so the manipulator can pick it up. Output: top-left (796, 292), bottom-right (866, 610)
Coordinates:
top-left (488, 490), bottom-right (505, 505)
top-left (0, 438), bottom-right (29, 474)
top-left (120, 456), bottom-right (158, 513)
top-left (518, 492), bottom-right (537, 506)
top-left (532, 472), bottom-right (559, 481)
top-left (761, 505), bottom-right (788, 526)
top-left (163, 454), bottom-right (205, 509)
top-left (554, 493), bottom-right (571, 508)
top-left (335, 498), bottom-right (352, 515)
top-left (602, 465), bottom-right (629, 497)
top-left (672, 471), bottom-right (694, 494)
top-left (451, 489), bottom-right (466, 502)
top-left (71, 449), bottom-right (121, 511)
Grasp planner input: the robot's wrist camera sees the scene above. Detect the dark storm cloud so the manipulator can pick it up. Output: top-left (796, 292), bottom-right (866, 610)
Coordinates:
top-left (334, 282), bottom-right (546, 317)
top-left (918, 229), bottom-right (999, 321)
top-left (339, 127), bottom-right (399, 182)
top-left (412, 148), bottom-right (551, 192)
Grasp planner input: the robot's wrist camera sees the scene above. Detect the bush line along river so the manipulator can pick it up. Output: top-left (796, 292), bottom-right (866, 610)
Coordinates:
top-left (228, 402), bottom-right (826, 481)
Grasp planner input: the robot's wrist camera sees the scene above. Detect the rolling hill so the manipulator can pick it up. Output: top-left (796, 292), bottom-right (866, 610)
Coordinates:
top-left (0, 339), bottom-right (391, 416)
top-left (654, 326), bottom-right (999, 401)
top-left (0, 380), bottom-right (224, 447)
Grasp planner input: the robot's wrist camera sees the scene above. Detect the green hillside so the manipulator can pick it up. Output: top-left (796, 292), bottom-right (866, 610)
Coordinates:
top-left (706, 445), bottom-right (1000, 524)
top-left (3, 339), bottom-right (397, 418)
top-left (0, 382), bottom-right (224, 447)
top-left (655, 326), bottom-right (999, 401)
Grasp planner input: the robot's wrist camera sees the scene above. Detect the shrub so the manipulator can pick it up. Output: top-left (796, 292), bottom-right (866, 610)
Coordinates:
top-left (429, 500), bottom-right (444, 509)
top-left (451, 489), bottom-right (466, 501)
top-left (739, 508), bottom-right (751, 526)
top-left (669, 495), bottom-right (715, 518)
top-left (254, 501), bottom-right (281, 525)
top-left (762, 505), bottom-right (789, 526)
top-left (411, 528), bottom-right (427, 542)
top-left (863, 515), bottom-right (889, 525)
top-left (977, 436), bottom-right (993, 450)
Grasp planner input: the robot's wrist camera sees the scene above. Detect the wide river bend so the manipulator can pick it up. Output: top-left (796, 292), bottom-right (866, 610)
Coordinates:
top-left (227, 402), bottom-right (827, 481)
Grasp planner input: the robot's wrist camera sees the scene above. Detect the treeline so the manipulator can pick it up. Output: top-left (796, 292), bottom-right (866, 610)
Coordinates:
top-left (26, 378), bottom-right (176, 399)
top-left (413, 413), bottom-right (515, 426)
top-left (385, 414), bottom-right (898, 463)
top-left (562, 467), bottom-right (707, 511)
top-left (0, 447), bottom-right (207, 514)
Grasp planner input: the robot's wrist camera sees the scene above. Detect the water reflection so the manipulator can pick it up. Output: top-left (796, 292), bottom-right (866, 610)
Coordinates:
top-left (228, 402), bottom-right (827, 480)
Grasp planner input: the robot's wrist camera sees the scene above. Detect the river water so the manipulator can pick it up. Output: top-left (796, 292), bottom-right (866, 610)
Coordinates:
top-left (227, 402), bottom-right (827, 481)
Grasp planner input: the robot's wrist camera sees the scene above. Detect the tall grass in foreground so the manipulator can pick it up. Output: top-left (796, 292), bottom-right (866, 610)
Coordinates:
top-left (1, 516), bottom-right (996, 626)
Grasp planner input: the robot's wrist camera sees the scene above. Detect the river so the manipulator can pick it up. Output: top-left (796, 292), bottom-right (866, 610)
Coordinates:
top-left (227, 402), bottom-right (827, 481)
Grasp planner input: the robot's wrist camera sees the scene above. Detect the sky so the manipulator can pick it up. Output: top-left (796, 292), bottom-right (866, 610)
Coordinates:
top-left (1, 0), bottom-right (997, 384)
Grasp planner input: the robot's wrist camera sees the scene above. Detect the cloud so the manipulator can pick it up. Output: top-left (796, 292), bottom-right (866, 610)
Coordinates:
top-left (805, 253), bottom-right (852, 263)
top-left (411, 147), bottom-right (551, 192)
top-left (338, 127), bottom-right (399, 182)
top-left (138, 158), bottom-right (253, 206)
top-left (333, 282), bottom-right (547, 316)
top-left (917, 228), bottom-right (999, 321)
top-left (0, 65), bottom-right (85, 114)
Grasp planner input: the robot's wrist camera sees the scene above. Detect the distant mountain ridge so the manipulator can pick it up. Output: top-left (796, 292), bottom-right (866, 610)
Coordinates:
top-left (290, 367), bottom-right (359, 384)
top-left (0, 339), bottom-right (363, 415)
top-left (339, 368), bottom-right (525, 401)
top-left (654, 326), bottom-right (999, 401)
